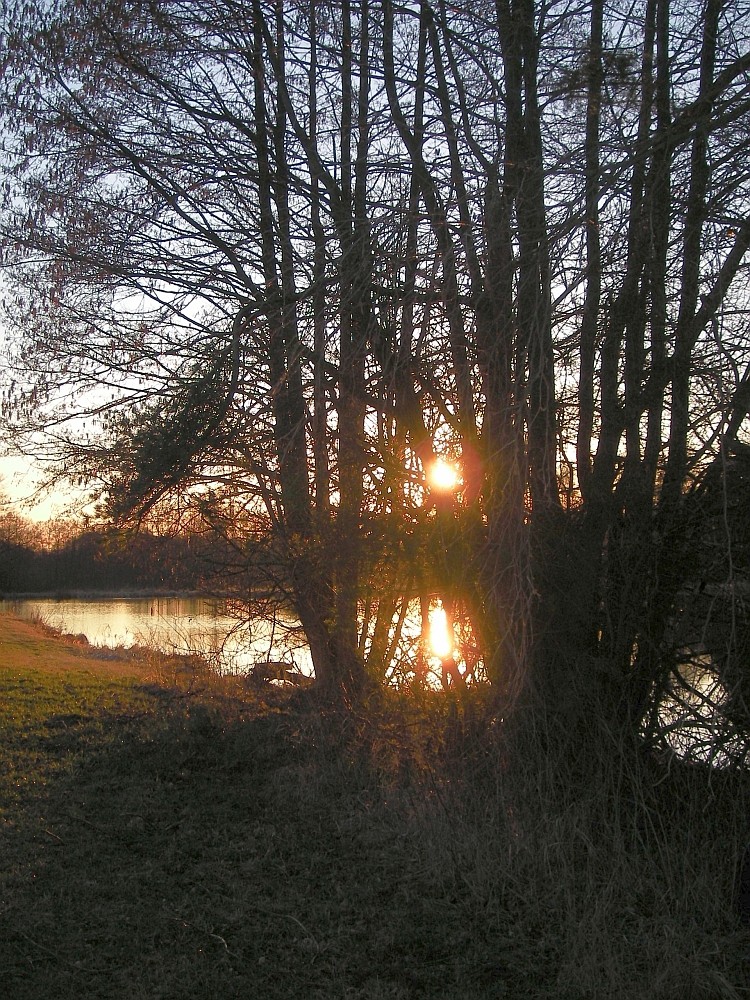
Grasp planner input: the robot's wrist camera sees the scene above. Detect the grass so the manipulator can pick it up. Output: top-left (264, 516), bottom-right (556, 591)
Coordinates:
top-left (1, 613), bottom-right (750, 999)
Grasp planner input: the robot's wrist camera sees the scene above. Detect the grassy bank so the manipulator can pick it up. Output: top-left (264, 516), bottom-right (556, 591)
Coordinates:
top-left (1, 613), bottom-right (749, 999)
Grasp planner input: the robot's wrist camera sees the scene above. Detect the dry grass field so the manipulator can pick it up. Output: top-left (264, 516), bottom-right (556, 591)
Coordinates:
top-left (1, 611), bottom-right (749, 999)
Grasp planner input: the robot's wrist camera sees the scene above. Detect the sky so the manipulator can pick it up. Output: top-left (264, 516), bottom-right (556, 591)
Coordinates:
top-left (0, 332), bottom-right (93, 521)
top-left (0, 454), bottom-right (76, 521)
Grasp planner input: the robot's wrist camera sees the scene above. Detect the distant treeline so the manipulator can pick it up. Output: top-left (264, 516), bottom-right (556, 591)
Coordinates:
top-left (0, 525), bottom-right (252, 595)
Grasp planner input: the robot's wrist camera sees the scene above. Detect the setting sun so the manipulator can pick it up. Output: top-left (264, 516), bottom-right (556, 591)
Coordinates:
top-left (428, 603), bottom-right (455, 659)
top-left (427, 457), bottom-right (459, 492)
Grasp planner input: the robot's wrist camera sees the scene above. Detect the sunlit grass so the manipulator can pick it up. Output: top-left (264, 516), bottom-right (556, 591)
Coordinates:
top-left (0, 668), bottom-right (153, 811)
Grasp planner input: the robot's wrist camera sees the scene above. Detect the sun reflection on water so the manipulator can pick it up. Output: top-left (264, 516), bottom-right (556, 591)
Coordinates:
top-left (428, 602), bottom-right (455, 659)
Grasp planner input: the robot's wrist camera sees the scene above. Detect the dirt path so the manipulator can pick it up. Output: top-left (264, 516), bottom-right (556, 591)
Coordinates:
top-left (0, 611), bottom-right (150, 678)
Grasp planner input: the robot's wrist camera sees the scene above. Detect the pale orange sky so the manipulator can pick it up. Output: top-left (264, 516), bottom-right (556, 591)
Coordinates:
top-left (0, 455), bottom-right (74, 521)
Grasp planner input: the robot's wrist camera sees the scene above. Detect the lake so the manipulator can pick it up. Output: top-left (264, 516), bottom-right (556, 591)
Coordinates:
top-left (0, 596), bottom-right (314, 677)
top-left (1, 595), bottom-right (742, 764)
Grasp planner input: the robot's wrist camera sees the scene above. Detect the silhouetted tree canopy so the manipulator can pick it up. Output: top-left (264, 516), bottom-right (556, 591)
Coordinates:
top-left (2, 0), bottom-right (750, 740)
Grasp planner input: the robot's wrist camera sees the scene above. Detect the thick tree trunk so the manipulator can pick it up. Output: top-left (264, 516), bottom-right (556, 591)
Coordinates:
top-left (252, 3), bottom-right (339, 689)
top-left (332, 0), bottom-right (370, 697)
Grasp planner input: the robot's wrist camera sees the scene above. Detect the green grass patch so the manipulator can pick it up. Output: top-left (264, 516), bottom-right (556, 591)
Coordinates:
top-left (1, 665), bottom-right (749, 998)
top-left (0, 669), bottom-right (155, 817)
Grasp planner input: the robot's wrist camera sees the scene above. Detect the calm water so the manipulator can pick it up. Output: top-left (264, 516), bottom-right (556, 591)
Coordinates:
top-left (0, 596), bottom-right (313, 676)
top-left (1, 596), bottom-right (741, 763)
top-left (657, 655), bottom-right (742, 767)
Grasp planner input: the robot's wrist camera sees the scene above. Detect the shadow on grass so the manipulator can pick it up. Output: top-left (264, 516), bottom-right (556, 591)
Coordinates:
top-left (0, 682), bottom-right (507, 1000)
top-left (2, 676), bottom-right (750, 1000)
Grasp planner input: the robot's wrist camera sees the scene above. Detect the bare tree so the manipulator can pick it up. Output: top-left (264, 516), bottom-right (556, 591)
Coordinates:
top-left (3, 0), bottom-right (750, 734)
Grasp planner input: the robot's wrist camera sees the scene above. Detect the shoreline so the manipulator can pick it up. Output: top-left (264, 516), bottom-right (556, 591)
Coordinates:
top-left (0, 610), bottom-right (154, 678)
